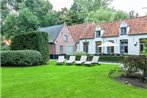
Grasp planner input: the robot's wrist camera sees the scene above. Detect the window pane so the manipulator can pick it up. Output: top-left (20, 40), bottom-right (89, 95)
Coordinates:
top-left (121, 27), bottom-right (126, 35)
top-left (120, 40), bottom-right (128, 54)
top-left (96, 31), bottom-right (101, 37)
top-left (64, 35), bottom-right (67, 42)
top-left (83, 42), bottom-right (89, 53)
top-left (60, 45), bottom-right (63, 54)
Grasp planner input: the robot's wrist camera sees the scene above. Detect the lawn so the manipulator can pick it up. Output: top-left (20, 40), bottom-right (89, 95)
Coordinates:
top-left (1, 61), bottom-right (147, 98)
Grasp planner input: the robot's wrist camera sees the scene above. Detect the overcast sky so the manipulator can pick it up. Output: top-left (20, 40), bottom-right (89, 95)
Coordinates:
top-left (49, 0), bottom-right (147, 16)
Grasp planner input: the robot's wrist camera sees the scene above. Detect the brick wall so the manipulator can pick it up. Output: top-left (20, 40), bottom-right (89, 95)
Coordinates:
top-left (55, 24), bottom-right (75, 54)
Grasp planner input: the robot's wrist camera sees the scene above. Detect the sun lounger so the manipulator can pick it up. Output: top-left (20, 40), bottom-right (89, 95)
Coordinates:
top-left (57, 56), bottom-right (65, 64)
top-left (66, 56), bottom-right (76, 65)
top-left (75, 55), bottom-right (87, 65)
top-left (84, 56), bottom-right (99, 66)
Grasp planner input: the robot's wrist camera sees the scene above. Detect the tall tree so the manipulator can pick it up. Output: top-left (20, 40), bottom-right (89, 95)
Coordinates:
top-left (129, 10), bottom-right (139, 18)
top-left (2, 8), bottom-right (40, 39)
top-left (75, 0), bottom-right (112, 11)
top-left (1, 0), bottom-right (56, 39)
top-left (72, 0), bottom-right (129, 23)
top-left (113, 10), bottom-right (129, 20)
top-left (23, 0), bottom-right (53, 27)
top-left (57, 3), bottom-right (84, 25)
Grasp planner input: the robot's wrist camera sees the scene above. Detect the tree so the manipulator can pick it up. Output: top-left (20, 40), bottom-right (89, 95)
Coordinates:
top-left (85, 8), bottom-right (113, 22)
top-left (23, 0), bottom-right (53, 27)
top-left (129, 10), bottom-right (139, 18)
top-left (84, 8), bottom-right (129, 23)
top-left (56, 3), bottom-right (84, 25)
top-left (0, 0), bottom-right (24, 22)
top-left (0, 0), bottom-right (10, 23)
top-left (2, 8), bottom-right (40, 39)
top-left (1, 14), bottom-right (18, 39)
top-left (72, 0), bottom-right (129, 23)
top-left (113, 10), bottom-right (129, 20)
top-left (75, 0), bottom-right (112, 11)
top-left (43, 11), bottom-right (60, 26)
top-left (1, 0), bottom-right (55, 39)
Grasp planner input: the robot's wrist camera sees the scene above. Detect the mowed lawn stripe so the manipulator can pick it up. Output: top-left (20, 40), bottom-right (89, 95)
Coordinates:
top-left (1, 61), bottom-right (147, 98)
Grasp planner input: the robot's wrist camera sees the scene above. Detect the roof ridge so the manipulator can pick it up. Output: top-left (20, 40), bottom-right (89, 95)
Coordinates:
top-left (40, 24), bottom-right (64, 29)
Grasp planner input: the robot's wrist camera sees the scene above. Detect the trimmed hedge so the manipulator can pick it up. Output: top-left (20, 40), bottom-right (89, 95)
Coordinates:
top-left (67, 55), bottom-right (125, 63)
top-left (11, 31), bottom-right (49, 64)
top-left (1, 50), bottom-right (42, 66)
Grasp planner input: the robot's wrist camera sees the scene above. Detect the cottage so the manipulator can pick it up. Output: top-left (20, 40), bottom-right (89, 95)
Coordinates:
top-left (68, 24), bottom-right (87, 51)
top-left (39, 23), bottom-right (75, 58)
top-left (71, 16), bottom-right (147, 55)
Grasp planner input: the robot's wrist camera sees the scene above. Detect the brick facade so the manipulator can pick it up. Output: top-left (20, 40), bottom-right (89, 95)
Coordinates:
top-left (55, 23), bottom-right (75, 54)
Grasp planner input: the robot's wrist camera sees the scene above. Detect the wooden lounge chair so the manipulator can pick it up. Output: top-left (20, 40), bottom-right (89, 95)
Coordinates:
top-left (66, 56), bottom-right (76, 65)
top-left (57, 56), bottom-right (65, 64)
top-left (75, 55), bottom-right (87, 65)
top-left (84, 56), bottom-right (99, 66)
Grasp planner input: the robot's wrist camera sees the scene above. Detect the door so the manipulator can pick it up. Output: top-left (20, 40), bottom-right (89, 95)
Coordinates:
top-left (95, 41), bottom-right (102, 54)
top-left (66, 45), bottom-right (74, 55)
top-left (120, 40), bottom-right (128, 54)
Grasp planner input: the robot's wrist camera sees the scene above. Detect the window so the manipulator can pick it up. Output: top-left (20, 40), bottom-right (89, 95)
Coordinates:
top-left (64, 35), bottom-right (68, 42)
top-left (140, 38), bottom-right (147, 54)
top-left (83, 42), bottom-right (89, 53)
top-left (60, 45), bottom-right (63, 54)
top-left (95, 41), bottom-right (102, 54)
top-left (120, 40), bottom-right (128, 54)
top-left (96, 31), bottom-right (101, 37)
top-left (107, 41), bottom-right (114, 54)
top-left (121, 27), bottom-right (127, 35)
top-left (107, 46), bottom-right (114, 54)
top-left (140, 43), bottom-right (144, 52)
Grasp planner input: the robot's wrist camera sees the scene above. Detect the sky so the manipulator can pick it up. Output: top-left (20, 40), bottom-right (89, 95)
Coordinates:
top-left (49, 0), bottom-right (147, 16)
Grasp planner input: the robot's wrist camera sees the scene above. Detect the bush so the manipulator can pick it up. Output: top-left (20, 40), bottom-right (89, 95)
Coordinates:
top-left (66, 55), bottom-right (125, 62)
top-left (1, 45), bottom-right (10, 51)
top-left (74, 51), bottom-right (87, 56)
top-left (11, 31), bottom-right (49, 64)
top-left (122, 55), bottom-right (147, 80)
top-left (99, 55), bottom-right (125, 63)
top-left (1, 50), bottom-right (42, 66)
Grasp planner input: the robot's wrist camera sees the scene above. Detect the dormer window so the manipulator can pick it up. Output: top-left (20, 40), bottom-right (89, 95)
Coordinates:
top-left (95, 25), bottom-right (102, 38)
top-left (121, 27), bottom-right (127, 35)
top-left (96, 30), bottom-right (101, 37)
top-left (120, 21), bottom-right (128, 35)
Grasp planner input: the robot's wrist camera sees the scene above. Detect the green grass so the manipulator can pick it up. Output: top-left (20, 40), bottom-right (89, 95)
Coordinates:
top-left (1, 61), bottom-right (147, 98)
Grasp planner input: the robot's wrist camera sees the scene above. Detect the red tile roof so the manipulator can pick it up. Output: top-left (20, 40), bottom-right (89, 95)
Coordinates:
top-left (126, 16), bottom-right (147, 35)
top-left (69, 16), bottom-right (147, 40)
top-left (80, 23), bottom-right (96, 39)
top-left (68, 24), bottom-right (87, 42)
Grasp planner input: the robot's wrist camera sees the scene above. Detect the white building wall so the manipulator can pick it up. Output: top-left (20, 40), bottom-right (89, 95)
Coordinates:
top-left (103, 37), bottom-right (119, 54)
top-left (79, 39), bottom-right (95, 54)
top-left (78, 34), bottom-right (147, 55)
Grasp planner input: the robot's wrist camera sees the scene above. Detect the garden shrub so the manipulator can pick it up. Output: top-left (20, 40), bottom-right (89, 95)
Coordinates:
top-left (11, 31), bottom-right (49, 64)
top-left (66, 55), bottom-right (125, 62)
top-left (1, 45), bottom-right (10, 51)
top-left (122, 55), bottom-right (147, 80)
top-left (1, 50), bottom-right (42, 66)
top-left (74, 51), bottom-right (87, 56)
top-left (99, 55), bottom-right (125, 63)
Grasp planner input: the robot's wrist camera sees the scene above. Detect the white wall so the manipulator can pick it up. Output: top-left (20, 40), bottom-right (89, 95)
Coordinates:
top-left (79, 39), bottom-right (95, 54)
top-left (78, 34), bottom-right (147, 55)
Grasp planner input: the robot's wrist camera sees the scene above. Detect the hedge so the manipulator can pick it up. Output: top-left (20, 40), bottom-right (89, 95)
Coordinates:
top-left (67, 55), bottom-right (125, 63)
top-left (11, 31), bottom-right (49, 64)
top-left (1, 50), bottom-right (42, 66)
